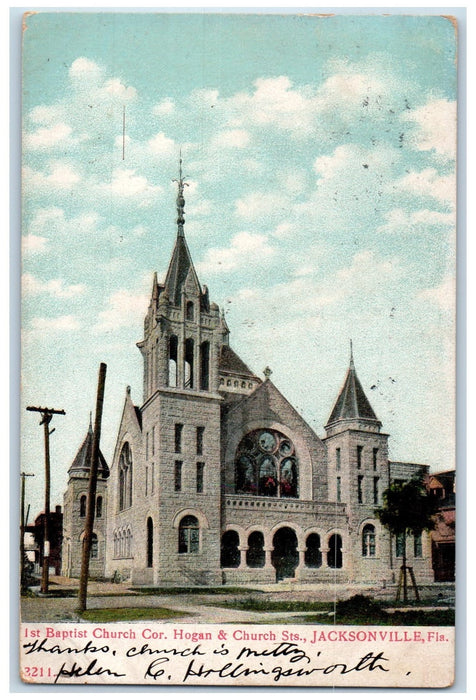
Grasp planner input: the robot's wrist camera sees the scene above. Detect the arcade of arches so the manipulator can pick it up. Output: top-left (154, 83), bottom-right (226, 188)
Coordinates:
top-left (221, 526), bottom-right (343, 581)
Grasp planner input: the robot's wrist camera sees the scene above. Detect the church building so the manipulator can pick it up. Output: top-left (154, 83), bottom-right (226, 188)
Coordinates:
top-left (63, 164), bottom-right (434, 587)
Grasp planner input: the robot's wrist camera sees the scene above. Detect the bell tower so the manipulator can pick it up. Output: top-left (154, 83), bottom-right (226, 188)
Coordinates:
top-left (137, 156), bottom-right (226, 404)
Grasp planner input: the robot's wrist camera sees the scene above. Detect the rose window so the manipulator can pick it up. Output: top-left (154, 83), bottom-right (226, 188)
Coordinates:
top-left (235, 429), bottom-right (298, 498)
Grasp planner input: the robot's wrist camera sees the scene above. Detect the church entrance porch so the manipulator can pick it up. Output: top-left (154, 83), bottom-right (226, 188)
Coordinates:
top-left (272, 527), bottom-right (299, 581)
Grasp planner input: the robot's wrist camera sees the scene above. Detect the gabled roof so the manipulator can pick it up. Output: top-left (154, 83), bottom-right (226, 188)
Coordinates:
top-left (69, 420), bottom-right (109, 478)
top-left (219, 344), bottom-right (257, 378)
top-left (327, 353), bottom-right (378, 425)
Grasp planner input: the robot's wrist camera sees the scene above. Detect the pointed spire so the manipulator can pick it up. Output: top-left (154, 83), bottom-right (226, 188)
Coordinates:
top-left (151, 271), bottom-right (159, 301)
top-left (326, 348), bottom-right (379, 426)
top-left (172, 149), bottom-right (189, 237)
top-left (68, 418), bottom-right (109, 477)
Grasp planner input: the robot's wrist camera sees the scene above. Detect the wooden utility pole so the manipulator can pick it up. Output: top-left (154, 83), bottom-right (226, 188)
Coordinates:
top-left (20, 472), bottom-right (34, 588)
top-left (78, 363), bottom-right (107, 612)
top-left (26, 406), bottom-right (65, 593)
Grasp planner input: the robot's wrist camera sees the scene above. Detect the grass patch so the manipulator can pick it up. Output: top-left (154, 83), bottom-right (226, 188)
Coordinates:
top-left (215, 598), bottom-right (331, 613)
top-left (80, 607), bottom-right (189, 623)
top-left (129, 586), bottom-right (262, 596)
top-left (294, 596), bottom-right (455, 626)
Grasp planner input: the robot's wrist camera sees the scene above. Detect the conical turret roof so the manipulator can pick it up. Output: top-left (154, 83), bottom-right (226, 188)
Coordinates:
top-left (68, 419), bottom-right (109, 478)
top-left (326, 349), bottom-right (378, 426)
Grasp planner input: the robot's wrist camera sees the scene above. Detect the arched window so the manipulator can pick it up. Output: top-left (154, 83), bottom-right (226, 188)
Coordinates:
top-left (235, 430), bottom-right (298, 498)
top-left (178, 515), bottom-right (199, 554)
top-left (168, 335), bottom-right (178, 387)
top-left (200, 341), bottom-right (210, 391)
top-left (119, 442), bottom-right (133, 511)
top-left (147, 517), bottom-right (153, 568)
top-left (328, 534), bottom-right (343, 569)
top-left (305, 533), bottom-right (322, 568)
top-left (79, 495), bottom-right (86, 517)
top-left (184, 338), bottom-right (194, 388)
top-left (362, 524), bottom-right (376, 557)
top-left (246, 531), bottom-right (265, 568)
top-left (90, 533), bottom-right (98, 559)
top-left (186, 301), bottom-right (194, 321)
top-left (96, 495), bottom-right (103, 519)
top-left (221, 530), bottom-right (240, 568)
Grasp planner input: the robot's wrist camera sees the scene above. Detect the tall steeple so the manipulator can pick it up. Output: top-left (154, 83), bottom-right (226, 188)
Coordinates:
top-left (326, 344), bottom-right (379, 430)
top-left (164, 154), bottom-right (202, 307)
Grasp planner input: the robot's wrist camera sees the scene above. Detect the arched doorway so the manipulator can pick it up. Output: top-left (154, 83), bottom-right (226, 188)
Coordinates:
top-left (272, 527), bottom-right (298, 581)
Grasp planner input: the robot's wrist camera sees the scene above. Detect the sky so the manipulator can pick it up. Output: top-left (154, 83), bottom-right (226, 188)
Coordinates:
top-left (20, 11), bottom-right (457, 520)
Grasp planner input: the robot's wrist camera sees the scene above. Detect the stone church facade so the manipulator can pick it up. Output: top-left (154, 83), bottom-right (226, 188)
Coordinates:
top-left (63, 168), bottom-right (434, 587)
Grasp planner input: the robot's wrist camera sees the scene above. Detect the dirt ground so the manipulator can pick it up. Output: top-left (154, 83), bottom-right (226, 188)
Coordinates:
top-left (20, 576), bottom-right (455, 624)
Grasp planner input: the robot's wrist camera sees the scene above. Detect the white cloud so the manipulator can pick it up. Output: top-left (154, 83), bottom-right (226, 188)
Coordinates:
top-left (148, 132), bottom-right (176, 156)
top-left (418, 276), bottom-right (455, 312)
top-left (23, 161), bottom-right (81, 192)
top-left (212, 129), bottom-right (250, 149)
top-left (235, 191), bottom-right (290, 221)
top-left (31, 315), bottom-right (81, 331)
top-left (394, 168), bottom-right (456, 207)
top-left (69, 57), bottom-right (103, 82)
top-left (93, 288), bottom-right (149, 332)
top-left (197, 231), bottom-right (276, 274)
top-left (99, 168), bottom-right (162, 202)
top-left (402, 99), bottom-right (456, 159)
top-left (22, 234), bottom-right (48, 254)
top-left (153, 98), bottom-right (175, 115)
top-left (377, 208), bottom-right (455, 234)
top-left (24, 122), bottom-right (75, 150)
top-left (22, 273), bottom-right (86, 298)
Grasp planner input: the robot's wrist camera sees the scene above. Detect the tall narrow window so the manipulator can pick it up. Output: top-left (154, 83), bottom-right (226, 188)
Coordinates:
top-left (357, 445), bottom-right (363, 470)
top-left (147, 517), bottom-right (153, 568)
top-left (175, 423), bottom-right (183, 453)
top-left (328, 534), bottom-right (343, 569)
top-left (174, 461), bottom-right (182, 492)
top-left (80, 495), bottom-right (86, 517)
top-left (151, 426), bottom-right (155, 456)
top-left (151, 463), bottom-right (154, 494)
top-left (96, 495), bottom-right (103, 518)
top-left (90, 533), bottom-right (98, 559)
top-left (358, 475), bottom-right (364, 504)
top-left (396, 532), bottom-right (405, 557)
top-left (119, 442), bottom-right (133, 510)
top-left (413, 531), bottom-right (423, 558)
top-left (184, 338), bottom-right (194, 388)
top-left (336, 447), bottom-right (341, 471)
top-left (168, 335), bottom-right (178, 387)
top-left (362, 524), bottom-right (376, 557)
top-left (196, 462), bottom-right (204, 493)
top-left (373, 447), bottom-right (378, 471)
top-left (337, 476), bottom-right (342, 503)
top-left (373, 476), bottom-right (379, 505)
top-left (146, 431), bottom-right (149, 460)
top-left (179, 515), bottom-right (199, 553)
top-left (200, 341), bottom-right (210, 391)
top-left (196, 426), bottom-right (204, 455)
top-left (186, 300), bottom-right (194, 321)
top-left (145, 464), bottom-right (148, 496)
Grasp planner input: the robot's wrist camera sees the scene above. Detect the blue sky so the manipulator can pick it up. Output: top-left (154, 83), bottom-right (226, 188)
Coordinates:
top-left (21, 12), bottom-right (457, 518)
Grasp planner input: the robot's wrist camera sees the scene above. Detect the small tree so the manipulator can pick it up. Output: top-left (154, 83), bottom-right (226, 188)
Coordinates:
top-left (375, 471), bottom-right (438, 601)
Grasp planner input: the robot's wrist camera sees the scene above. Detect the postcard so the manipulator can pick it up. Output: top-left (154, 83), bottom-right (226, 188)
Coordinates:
top-left (20, 11), bottom-right (457, 687)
